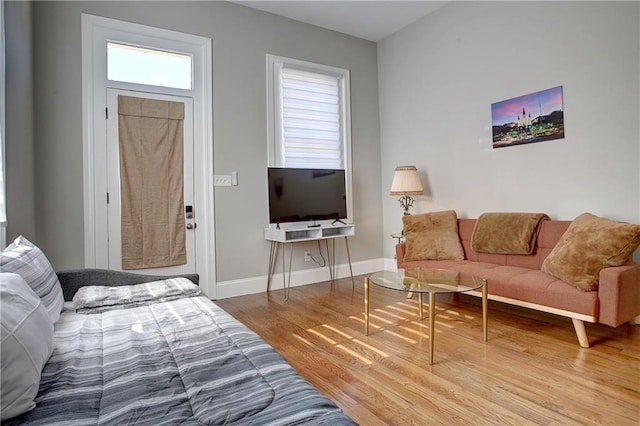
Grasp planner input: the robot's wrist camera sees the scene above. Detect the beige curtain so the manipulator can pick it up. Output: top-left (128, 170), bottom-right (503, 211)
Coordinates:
top-left (118, 95), bottom-right (186, 270)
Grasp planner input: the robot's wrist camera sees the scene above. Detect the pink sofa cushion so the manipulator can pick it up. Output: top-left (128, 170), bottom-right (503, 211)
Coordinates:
top-left (397, 256), bottom-right (598, 317)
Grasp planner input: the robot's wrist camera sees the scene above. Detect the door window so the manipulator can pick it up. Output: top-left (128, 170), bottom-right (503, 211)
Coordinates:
top-left (107, 42), bottom-right (192, 90)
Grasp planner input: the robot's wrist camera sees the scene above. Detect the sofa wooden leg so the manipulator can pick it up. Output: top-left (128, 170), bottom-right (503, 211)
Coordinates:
top-left (571, 318), bottom-right (589, 348)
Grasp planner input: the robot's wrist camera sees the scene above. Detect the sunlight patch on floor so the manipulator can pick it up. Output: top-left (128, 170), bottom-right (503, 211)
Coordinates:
top-left (351, 338), bottom-right (389, 357)
top-left (385, 304), bottom-right (416, 316)
top-left (336, 344), bottom-right (373, 365)
top-left (435, 314), bottom-right (459, 322)
top-left (348, 315), bottom-right (364, 324)
top-left (434, 321), bottom-right (455, 329)
top-left (396, 301), bottom-right (420, 312)
top-left (307, 328), bottom-right (337, 345)
top-left (373, 307), bottom-right (410, 321)
top-left (368, 313), bottom-right (394, 324)
top-left (295, 329), bottom-right (376, 365)
top-left (409, 319), bottom-right (453, 330)
top-left (384, 329), bottom-right (417, 344)
top-left (442, 309), bottom-right (477, 320)
top-left (322, 324), bottom-right (353, 339)
top-left (293, 333), bottom-right (316, 348)
top-left (301, 323), bottom-right (389, 365)
top-left (397, 325), bottom-right (429, 339)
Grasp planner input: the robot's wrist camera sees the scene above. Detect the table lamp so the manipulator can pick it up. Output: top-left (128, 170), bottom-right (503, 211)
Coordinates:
top-left (389, 165), bottom-right (423, 215)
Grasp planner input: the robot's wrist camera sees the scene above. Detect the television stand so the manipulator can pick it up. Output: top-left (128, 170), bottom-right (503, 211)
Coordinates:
top-left (332, 218), bottom-right (346, 225)
top-left (264, 223), bottom-right (355, 300)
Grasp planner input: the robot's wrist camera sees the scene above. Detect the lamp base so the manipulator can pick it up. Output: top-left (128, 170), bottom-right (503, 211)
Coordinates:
top-left (398, 195), bottom-right (415, 215)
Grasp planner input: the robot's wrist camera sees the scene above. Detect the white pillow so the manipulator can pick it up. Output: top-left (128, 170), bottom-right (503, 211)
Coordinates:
top-left (0, 236), bottom-right (64, 323)
top-left (0, 273), bottom-right (54, 421)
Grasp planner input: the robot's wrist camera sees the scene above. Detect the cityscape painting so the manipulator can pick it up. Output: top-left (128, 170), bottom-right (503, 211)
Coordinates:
top-left (491, 86), bottom-right (564, 149)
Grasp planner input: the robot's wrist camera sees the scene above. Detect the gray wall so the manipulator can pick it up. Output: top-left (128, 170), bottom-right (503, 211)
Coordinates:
top-left (378, 1), bottom-right (640, 258)
top-left (5, 1), bottom-right (36, 243)
top-left (11, 1), bottom-right (638, 284)
top-left (15, 1), bottom-right (382, 284)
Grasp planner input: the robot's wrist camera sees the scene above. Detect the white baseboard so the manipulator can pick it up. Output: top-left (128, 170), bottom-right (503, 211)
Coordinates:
top-left (214, 258), bottom-right (640, 326)
top-left (215, 257), bottom-right (395, 299)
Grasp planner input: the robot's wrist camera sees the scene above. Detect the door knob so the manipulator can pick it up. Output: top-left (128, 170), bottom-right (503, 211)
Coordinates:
top-left (186, 223), bottom-right (196, 230)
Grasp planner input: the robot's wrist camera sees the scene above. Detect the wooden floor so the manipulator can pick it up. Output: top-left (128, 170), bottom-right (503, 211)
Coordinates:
top-left (215, 276), bottom-right (640, 425)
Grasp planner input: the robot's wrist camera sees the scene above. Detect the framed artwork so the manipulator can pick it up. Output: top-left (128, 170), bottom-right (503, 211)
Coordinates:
top-left (491, 86), bottom-right (564, 149)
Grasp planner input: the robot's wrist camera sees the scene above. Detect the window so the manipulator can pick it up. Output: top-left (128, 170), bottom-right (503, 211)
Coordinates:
top-left (267, 55), bottom-right (351, 170)
top-left (107, 42), bottom-right (192, 90)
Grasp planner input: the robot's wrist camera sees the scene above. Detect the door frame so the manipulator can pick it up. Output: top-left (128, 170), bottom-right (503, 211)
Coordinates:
top-left (81, 14), bottom-right (216, 297)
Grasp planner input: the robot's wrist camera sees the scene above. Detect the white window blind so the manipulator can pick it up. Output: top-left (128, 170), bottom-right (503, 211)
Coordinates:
top-left (268, 55), bottom-right (350, 170)
top-left (279, 67), bottom-right (342, 168)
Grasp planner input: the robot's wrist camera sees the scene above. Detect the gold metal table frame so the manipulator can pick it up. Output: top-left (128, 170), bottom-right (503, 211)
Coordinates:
top-left (364, 268), bottom-right (488, 365)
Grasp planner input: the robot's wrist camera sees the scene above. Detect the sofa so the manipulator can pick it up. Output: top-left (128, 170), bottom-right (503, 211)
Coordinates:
top-left (395, 211), bottom-right (640, 348)
top-left (1, 236), bottom-right (355, 424)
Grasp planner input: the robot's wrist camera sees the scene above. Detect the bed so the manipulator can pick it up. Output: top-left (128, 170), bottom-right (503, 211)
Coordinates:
top-left (1, 237), bottom-right (355, 425)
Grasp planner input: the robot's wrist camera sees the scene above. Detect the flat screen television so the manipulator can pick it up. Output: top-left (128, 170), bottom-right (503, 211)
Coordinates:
top-left (267, 167), bottom-right (347, 226)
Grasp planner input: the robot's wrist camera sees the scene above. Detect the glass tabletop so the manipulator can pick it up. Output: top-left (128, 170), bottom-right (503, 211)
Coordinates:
top-left (369, 268), bottom-right (485, 294)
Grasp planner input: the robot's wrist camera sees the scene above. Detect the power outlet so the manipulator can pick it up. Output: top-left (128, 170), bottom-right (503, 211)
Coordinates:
top-left (304, 251), bottom-right (312, 262)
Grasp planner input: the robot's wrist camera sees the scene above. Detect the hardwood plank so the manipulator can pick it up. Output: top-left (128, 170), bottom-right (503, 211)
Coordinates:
top-left (215, 276), bottom-right (640, 425)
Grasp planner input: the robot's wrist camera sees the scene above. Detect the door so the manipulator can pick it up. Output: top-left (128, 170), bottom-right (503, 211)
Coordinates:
top-left (106, 88), bottom-right (196, 275)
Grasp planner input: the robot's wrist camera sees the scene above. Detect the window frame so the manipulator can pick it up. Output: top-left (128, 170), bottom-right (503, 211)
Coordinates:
top-left (266, 54), bottom-right (353, 222)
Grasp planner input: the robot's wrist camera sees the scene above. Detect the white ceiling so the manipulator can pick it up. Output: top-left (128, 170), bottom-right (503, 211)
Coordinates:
top-left (231, 1), bottom-right (448, 42)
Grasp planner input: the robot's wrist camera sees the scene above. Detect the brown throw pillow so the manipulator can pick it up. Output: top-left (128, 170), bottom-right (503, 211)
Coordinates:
top-left (403, 210), bottom-right (465, 261)
top-left (541, 213), bottom-right (640, 291)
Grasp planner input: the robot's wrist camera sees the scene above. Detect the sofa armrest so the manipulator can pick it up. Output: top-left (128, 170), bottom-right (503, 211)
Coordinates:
top-left (395, 243), bottom-right (406, 267)
top-left (56, 268), bottom-right (200, 301)
top-left (597, 263), bottom-right (640, 327)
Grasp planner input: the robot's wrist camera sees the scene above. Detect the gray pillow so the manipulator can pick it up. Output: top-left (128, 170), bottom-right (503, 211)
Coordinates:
top-left (0, 273), bottom-right (54, 420)
top-left (0, 236), bottom-right (64, 323)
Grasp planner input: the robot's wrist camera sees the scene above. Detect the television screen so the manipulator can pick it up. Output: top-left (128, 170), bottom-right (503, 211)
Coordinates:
top-left (267, 168), bottom-right (347, 225)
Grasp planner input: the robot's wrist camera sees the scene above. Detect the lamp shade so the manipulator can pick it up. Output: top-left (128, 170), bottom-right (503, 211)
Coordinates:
top-left (389, 166), bottom-right (424, 195)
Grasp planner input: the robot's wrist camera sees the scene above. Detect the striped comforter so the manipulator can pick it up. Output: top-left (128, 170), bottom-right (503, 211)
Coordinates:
top-left (6, 289), bottom-right (355, 425)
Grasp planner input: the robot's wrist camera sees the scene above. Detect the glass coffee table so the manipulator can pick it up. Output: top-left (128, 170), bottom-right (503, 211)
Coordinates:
top-left (364, 268), bottom-right (488, 365)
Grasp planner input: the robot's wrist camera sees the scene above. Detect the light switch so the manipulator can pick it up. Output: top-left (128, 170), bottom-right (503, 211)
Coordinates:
top-left (214, 175), bottom-right (232, 186)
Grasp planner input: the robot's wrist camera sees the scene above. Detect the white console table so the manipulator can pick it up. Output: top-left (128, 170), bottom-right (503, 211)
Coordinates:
top-left (264, 223), bottom-right (355, 300)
